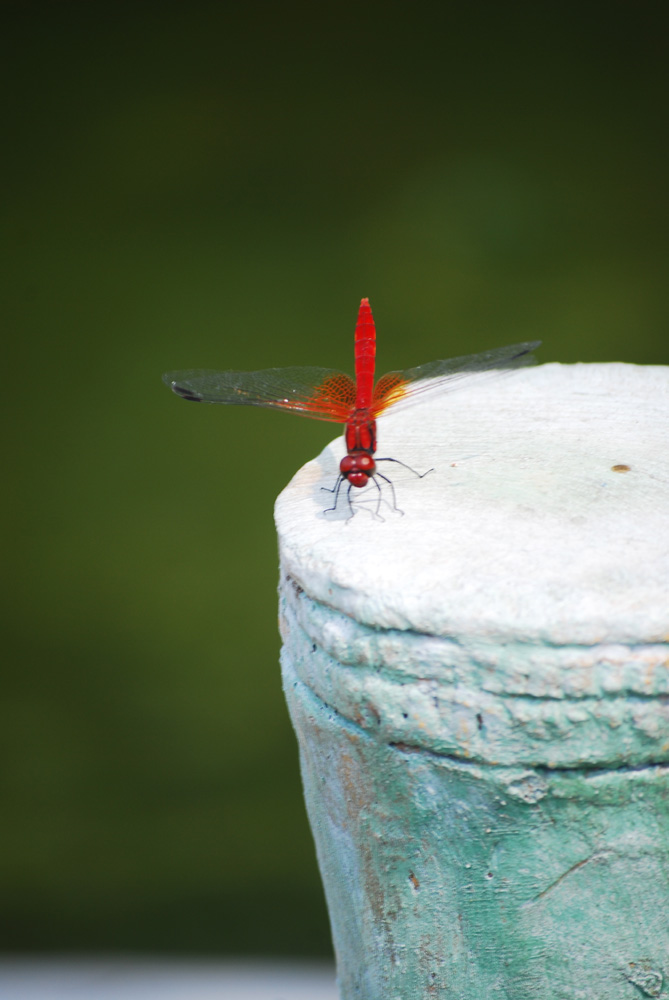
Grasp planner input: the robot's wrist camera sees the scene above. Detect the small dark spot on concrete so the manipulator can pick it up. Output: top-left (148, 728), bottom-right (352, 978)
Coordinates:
top-left (366, 703), bottom-right (381, 725)
top-left (611, 464), bottom-right (631, 473)
top-left (390, 742), bottom-right (422, 754)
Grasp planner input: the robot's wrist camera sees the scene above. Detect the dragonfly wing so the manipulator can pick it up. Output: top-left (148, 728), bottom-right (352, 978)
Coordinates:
top-left (163, 366), bottom-right (356, 422)
top-left (372, 341), bottom-right (541, 415)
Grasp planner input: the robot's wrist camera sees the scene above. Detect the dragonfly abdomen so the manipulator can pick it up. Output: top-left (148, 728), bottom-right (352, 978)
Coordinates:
top-left (354, 297), bottom-right (376, 410)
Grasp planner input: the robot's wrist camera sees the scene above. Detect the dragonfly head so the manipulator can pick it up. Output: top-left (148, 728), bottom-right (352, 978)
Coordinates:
top-left (340, 452), bottom-right (375, 488)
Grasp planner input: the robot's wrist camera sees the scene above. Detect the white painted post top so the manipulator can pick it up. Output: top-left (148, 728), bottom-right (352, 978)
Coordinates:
top-left (275, 362), bottom-right (669, 647)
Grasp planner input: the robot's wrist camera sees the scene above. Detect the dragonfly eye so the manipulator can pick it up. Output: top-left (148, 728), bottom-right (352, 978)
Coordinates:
top-left (340, 453), bottom-right (375, 487)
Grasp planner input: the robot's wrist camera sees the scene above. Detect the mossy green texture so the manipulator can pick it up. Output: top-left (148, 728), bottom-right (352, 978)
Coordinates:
top-left (280, 584), bottom-right (669, 998)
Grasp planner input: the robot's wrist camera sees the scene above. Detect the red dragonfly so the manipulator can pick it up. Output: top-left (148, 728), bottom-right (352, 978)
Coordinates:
top-left (163, 299), bottom-right (540, 516)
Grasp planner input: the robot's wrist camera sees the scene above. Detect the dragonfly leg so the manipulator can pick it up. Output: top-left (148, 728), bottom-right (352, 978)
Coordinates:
top-left (375, 472), bottom-right (403, 517)
top-left (322, 474), bottom-right (345, 513)
top-left (323, 476), bottom-right (368, 520)
top-left (321, 473), bottom-right (342, 495)
top-left (375, 457), bottom-right (434, 479)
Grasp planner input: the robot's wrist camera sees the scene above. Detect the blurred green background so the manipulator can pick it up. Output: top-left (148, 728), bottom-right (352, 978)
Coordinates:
top-left (1, 1), bottom-right (667, 958)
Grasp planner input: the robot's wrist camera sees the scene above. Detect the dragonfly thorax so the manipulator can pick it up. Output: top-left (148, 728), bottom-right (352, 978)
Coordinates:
top-left (341, 410), bottom-right (377, 487)
top-left (340, 452), bottom-right (376, 488)
top-left (345, 410), bottom-right (376, 454)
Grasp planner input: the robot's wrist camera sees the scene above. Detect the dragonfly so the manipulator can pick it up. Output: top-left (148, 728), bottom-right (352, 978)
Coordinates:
top-left (163, 299), bottom-right (540, 517)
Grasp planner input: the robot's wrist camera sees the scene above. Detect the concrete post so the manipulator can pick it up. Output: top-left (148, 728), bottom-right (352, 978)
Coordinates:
top-left (276, 361), bottom-right (669, 1000)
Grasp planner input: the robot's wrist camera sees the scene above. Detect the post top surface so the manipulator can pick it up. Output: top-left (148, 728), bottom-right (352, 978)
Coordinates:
top-left (275, 362), bottom-right (669, 645)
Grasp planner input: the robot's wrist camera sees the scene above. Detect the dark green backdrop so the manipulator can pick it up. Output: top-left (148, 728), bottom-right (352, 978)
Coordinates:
top-left (2, 1), bottom-right (667, 957)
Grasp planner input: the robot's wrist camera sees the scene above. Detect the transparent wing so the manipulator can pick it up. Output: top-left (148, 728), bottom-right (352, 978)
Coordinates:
top-left (372, 341), bottom-right (541, 416)
top-left (162, 366), bottom-right (357, 423)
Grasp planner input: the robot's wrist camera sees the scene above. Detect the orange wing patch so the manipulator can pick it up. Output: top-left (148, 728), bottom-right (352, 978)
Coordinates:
top-left (372, 372), bottom-right (408, 414)
top-left (301, 372), bottom-right (357, 419)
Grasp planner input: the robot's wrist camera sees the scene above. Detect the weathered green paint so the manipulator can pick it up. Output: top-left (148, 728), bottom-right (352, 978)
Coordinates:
top-left (279, 581), bottom-right (669, 999)
top-left (281, 582), bottom-right (669, 770)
